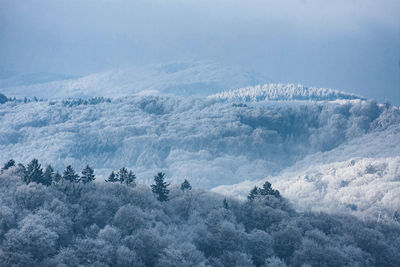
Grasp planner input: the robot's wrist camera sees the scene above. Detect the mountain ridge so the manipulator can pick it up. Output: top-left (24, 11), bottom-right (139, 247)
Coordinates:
top-left (209, 83), bottom-right (364, 103)
top-left (0, 61), bottom-right (269, 99)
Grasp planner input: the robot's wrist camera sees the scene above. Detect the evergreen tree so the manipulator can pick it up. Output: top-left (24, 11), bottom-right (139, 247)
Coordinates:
top-left (2, 159), bottom-right (15, 171)
top-left (248, 186), bottom-right (259, 201)
top-left (16, 163), bottom-right (26, 178)
top-left (53, 171), bottom-right (62, 184)
top-left (151, 172), bottom-right (170, 202)
top-left (124, 170), bottom-right (136, 186)
top-left (223, 198), bottom-right (230, 209)
top-left (180, 179), bottom-right (192, 191)
top-left (24, 159), bottom-right (43, 184)
top-left (81, 165), bottom-right (95, 184)
top-left (117, 167), bottom-right (129, 184)
top-left (105, 171), bottom-right (118, 183)
top-left (63, 165), bottom-right (80, 183)
top-left (259, 181), bottom-right (280, 198)
top-left (42, 165), bottom-right (54, 186)
top-left (0, 93), bottom-right (7, 104)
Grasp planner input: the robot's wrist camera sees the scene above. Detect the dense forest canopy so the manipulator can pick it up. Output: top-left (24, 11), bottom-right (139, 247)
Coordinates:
top-left (1, 160), bottom-right (399, 266)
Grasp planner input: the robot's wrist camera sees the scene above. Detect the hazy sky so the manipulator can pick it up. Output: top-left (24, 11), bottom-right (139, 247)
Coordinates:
top-left (1, 0), bottom-right (399, 103)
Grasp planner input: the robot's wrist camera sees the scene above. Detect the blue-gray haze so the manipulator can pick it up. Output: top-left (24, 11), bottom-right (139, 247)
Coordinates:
top-left (1, 1), bottom-right (400, 266)
top-left (0, 0), bottom-right (399, 103)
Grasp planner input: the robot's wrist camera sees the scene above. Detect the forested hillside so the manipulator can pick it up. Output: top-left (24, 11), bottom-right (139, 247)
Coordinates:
top-left (1, 162), bottom-right (399, 267)
top-left (1, 92), bottom-right (399, 224)
top-left (1, 95), bottom-right (397, 190)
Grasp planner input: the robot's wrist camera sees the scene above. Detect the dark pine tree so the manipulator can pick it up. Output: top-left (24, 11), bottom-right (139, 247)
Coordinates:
top-left (2, 159), bottom-right (15, 171)
top-left (247, 186), bottom-right (259, 201)
top-left (125, 170), bottom-right (136, 187)
top-left (81, 165), bottom-right (95, 184)
top-left (151, 172), bottom-right (170, 202)
top-left (53, 171), bottom-right (62, 184)
top-left (117, 167), bottom-right (129, 184)
top-left (16, 163), bottom-right (26, 178)
top-left (105, 171), bottom-right (118, 183)
top-left (180, 179), bottom-right (192, 191)
top-left (223, 198), bottom-right (230, 209)
top-left (42, 165), bottom-right (54, 186)
top-left (259, 181), bottom-right (280, 198)
top-left (24, 159), bottom-right (43, 184)
top-left (63, 165), bottom-right (80, 183)
top-left (0, 93), bottom-right (7, 104)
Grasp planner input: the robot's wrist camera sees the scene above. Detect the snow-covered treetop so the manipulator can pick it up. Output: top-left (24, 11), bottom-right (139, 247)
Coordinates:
top-left (208, 83), bottom-right (364, 102)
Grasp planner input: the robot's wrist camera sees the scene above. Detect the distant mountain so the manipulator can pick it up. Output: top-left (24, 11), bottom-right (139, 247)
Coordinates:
top-left (209, 83), bottom-right (364, 102)
top-left (1, 61), bottom-right (268, 99)
top-left (0, 71), bottom-right (76, 89)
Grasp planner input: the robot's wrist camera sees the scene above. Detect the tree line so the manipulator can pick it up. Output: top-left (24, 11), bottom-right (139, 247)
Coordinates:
top-left (2, 159), bottom-right (194, 203)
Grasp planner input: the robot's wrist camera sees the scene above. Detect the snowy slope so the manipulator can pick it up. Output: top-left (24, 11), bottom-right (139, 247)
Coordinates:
top-left (209, 83), bottom-right (364, 102)
top-left (0, 62), bottom-right (268, 99)
top-left (212, 120), bottom-right (400, 220)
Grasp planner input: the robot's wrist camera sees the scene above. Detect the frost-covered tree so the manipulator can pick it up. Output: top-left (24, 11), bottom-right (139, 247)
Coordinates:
top-left (151, 172), bottom-right (170, 202)
top-left (262, 256), bottom-right (287, 267)
top-left (180, 179), bottom-right (192, 191)
top-left (81, 165), bottom-right (95, 184)
top-left (273, 227), bottom-right (302, 262)
top-left (42, 165), bottom-right (54, 186)
top-left (2, 159), bottom-right (15, 171)
top-left (63, 165), bottom-right (80, 183)
top-left (24, 159), bottom-right (43, 184)
top-left (247, 230), bottom-right (274, 266)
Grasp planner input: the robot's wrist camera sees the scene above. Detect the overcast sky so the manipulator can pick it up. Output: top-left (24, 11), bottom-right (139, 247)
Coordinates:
top-left (0, 0), bottom-right (399, 103)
